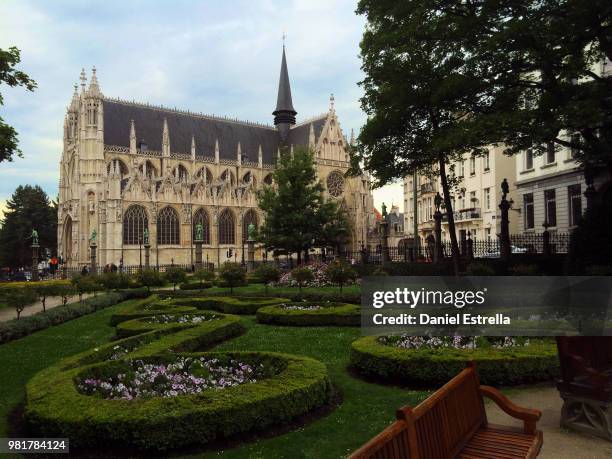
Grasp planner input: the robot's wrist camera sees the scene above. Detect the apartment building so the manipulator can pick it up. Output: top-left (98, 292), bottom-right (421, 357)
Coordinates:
top-left (403, 146), bottom-right (519, 243)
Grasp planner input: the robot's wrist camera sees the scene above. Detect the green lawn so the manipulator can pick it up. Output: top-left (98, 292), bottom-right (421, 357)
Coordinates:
top-left (0, 294), bottom-right (427, 459)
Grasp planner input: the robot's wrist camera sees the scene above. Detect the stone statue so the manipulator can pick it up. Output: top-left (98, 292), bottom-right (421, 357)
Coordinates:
top-left (143, 228), bottom-right (149, 245)
top-left (195, 223), bottom-right (203, 242)
top-left (90, 229), bottom-right (97, 244)
top-left (501, 178), bottom-right (509, 199)
top-left (247, 222), bottom-right (256, 240)
top-left (31, 229), bottom-right (39, 246)
top-left (434, 192), bottom-right (443, 212)
top-left (381, 202), bottom-right (387, 218)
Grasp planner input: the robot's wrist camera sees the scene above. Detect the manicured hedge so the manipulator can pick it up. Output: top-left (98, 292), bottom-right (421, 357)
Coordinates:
top-left (179, 281), bottom-right (213, 290)
top-left (25, 298), bottom-right (332, 452)
top-left (257, 302), bottom-right (360, 326)
top-left (0, 289), bottom-right (149, 344)
top-left (109, 295), bottom-right (195, 326)
top-left (115, 311), bottom-right (226, 339)
top-left (161, 290), bottom-right (361, 305)
top-left (350, 335), bottom-right (559, 387)
top-left (171, 296), bottom-right (290, 315)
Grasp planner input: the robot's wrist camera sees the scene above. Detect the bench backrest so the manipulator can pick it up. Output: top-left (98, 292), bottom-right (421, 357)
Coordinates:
top-left (350, 364), bottom-right (486, 459)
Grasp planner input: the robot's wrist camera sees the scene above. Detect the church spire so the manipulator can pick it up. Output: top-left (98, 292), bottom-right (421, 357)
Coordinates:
top-left (273, 44), bottom-right (297, 142)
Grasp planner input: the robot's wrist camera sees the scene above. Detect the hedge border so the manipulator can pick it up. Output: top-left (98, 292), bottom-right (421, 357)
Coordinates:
top-left (350, 335), bottom-right (559, 387)
top-left (170, 296), bottom-right (291, 315)
top-left (256, 302), bottom-right (360, 326)
top-left (115, 311), bottom-right (229, 339)
top-left (0, 289), bottom-right (149, 345)
top-left (25, 296), bottom-right (333, 451)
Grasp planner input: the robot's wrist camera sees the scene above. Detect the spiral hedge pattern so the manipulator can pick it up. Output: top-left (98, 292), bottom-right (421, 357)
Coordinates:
top-left (25, 296), bottom-right (333, 451)
top-left (256, 302), bottom-right (360, 326)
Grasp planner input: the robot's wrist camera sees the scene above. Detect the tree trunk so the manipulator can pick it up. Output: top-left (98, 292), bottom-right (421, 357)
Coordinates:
top-left (297, 250), bottom-right (302, 266)
top-left (438, 154), bottom-right (460, 276)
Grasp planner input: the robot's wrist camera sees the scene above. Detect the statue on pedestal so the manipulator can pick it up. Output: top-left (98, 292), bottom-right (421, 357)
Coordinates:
top-left (195, 223), bottom-right (203, 242)
top-left (90, 229), bottom-right (97, 245)
top-left (247, 222), bottom-right (256, 241)
top-left (31, 229), bottom-right (39, 246)
top-left (143, 228), bottom-right (149, 245)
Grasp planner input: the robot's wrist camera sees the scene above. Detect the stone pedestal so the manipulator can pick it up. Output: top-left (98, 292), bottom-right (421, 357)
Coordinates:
top-left (380, 221), bottom-right (390, 265)
top-left (90, 243), bottom-right (97, 275)
top-left (499, 198), bottom-right (511, 260)
top-left (31, 244), bottom-right (40, 281)
top-left (144, 242), bottom-right (151, 269)
top-left (247, 238), bottom-right (255, 272)
top-left (559, 392), bottom-right (612, 441)
top-left (194, 240), bottom-right (203, 270)
top-left (433, 211), bottom-right (443, 263)
top-left (542, 227), bottom-right (551, 257)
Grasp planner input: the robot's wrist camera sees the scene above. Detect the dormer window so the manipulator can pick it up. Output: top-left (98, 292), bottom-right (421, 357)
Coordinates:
top-left (138, 139), bottom-right (148, 151)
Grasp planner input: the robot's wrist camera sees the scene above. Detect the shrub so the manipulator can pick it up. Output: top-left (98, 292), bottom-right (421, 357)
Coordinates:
top-left (291, 267), bottom-right (314, 294)
top-left (164, 267), bottom-right (188, 291)
top-left (568, 200), bottom-right (612, 274)
top-left (179, 281), bottom-right (213, 290)
top-left (171, 296), bottom-right (290, 315)
top-left (253, 264), bottom-right (281, 294)
top-left (350, 335), bottom-right (559, 386)
top-left (257, 302), bottom-right (360, 326)
top-left (466, 262), bottom-right (496, 276)
top-left (0, 290), bottom-right (148, 344)
top-left (5, 287), bottom-right (38, 319)
top-left (324, 260), bottom-right (357, 291)
top-left (585, 265), bottom-right (612, 275)
top-left (193, 268), bottom-right (215, 286)
top-left (34, 283), bottom-right (63, 312)
top-left (25, 296), bottom-right (332, 452)
top-left (371, 267), bottom-right (389, 276)
top-left (137, 269), bottom-right (165, 292)
top-left (98, 272), bottom-right (131, 291)
top-left (219, 262), bottom-right (246, 293)
top-left (509, 264), bottom-right (540, 276)
top-left (71, 275), bottom-right (103, 302)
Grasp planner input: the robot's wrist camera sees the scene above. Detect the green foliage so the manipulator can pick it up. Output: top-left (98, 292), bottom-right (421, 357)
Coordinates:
top-left (257, 302), bottom-right (360, 326)
top-left (179, 281), bottom-right (212, 290)
top-left (257, 146), bottom-right (347, 259)
top-left (324, 260), bottom-right (357, 291)
top-left (5, 286), bottom-right (37, 319)
top-left (0, 290), bottom-right (147, 344)
top-left (466, 263), bottom-right (496, 276)
top-left (0, 46), bottom-right (37, 163)
top-left (585, 265), bottom-right (612, 276)
top-left (291, 267), bottom-right (314, 293)
top-left (33, 283), bottom-right (65, 311)
top-left (219, 262), bottom-right (246, 293)
top-left (70, 274), bottom-right (102, 301)
top-left (193, 268), bottom-right (215, 285)
top-left (0, 185), bottom-right (57, 268)
top-left (136, 269), bottom-right (165, 292)
top-left (170, 296), bottom-right (290, 316)
top-left (253, 264), bottom-right (281, 293)
top-left (568, 201), bottom-right (612, 274)
top-left (509, 264), bottom-right (540, 276)
top-left (25, 297), bottom-right (332, 451)
top-left (164, 267), bottom-right (187, 291)
top-left (350, 336), bottom-right (559, 387)
top-left (98, 272), bottom-right (131, 291)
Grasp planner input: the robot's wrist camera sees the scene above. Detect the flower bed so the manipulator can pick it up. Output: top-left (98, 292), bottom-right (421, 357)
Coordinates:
top-left (142, 313), bottom-right (220, 324)
top-left (115, 311), bottom-right (222, 338)
top-left (25, 295), bottom-right (333, 451)
top-left (256, 302), bottom-right (360, 326)
top-left (350, 335), bottom-right (558, 387)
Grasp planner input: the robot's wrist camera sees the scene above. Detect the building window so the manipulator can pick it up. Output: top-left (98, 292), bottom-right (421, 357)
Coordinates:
top-left (524, 193), bottom-right (534, 230)
top-left (174, 164), bottom-right (189, 181)
top-left (192, 208), bottom-right (210, 244)
top-left (460, 193), bottom-right (466, 210)
top-left (483, 152), bottom-right (490, 171)
top-left (545, 142), bottom-right (556, 164)
top-left (218, 209), bottom-right (235, 244)
top-left (544, 189), bottom-right (557, 227)
top-left (568, 184), bottom-right (582, 227)
top-left (157, 206), bottom-right (180, 245)
top-left (242, 209), bottom-right (258, 241)
top-left (525, 149), bottom-right (534, 170)
top-left (470, 156), bottom-right (476, 175)
top-left (458, 160), bottom-right (465, 178)
top-left (123, 205), bottom-right (148, 245)
top-left (427, 198), bottom-right (433, 221)
top-left (485, 227), bottom-right (492, 241)
top-left (484, 188), bottom-right (491, 210)
top-left (470, 190), bottom-right (477, 207)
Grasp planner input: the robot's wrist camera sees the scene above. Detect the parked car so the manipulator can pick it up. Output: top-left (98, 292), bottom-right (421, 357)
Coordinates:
top-left (480, 245), bottom-right (528, 259)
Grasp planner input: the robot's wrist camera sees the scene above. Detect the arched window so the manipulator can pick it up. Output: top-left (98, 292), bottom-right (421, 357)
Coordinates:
top-left (174, 164), bottom-right (189, 181)
top-left (220, 169), bottom-right (235, 185)
top-left (123, 205), bottom-right (148, 245)
top-left (63, 216), bottom-right (73, 260)
top-left (107, 158), bottom-right (128, 176)
top-left (218, 209), bottom-right (235, 245)
top-left (196, 167), bottom-right (213, 183)
top-left (140, 160), bottom-right (157, 179)
top-left (192, 208), bottom-right (210, 244)
top-left (263, 173), bottom-right (273, 185)
top-left (157, 206), bottom-right (180, 245)
top-left (242, 171), bottom-right (256, 186)
top-left (242, 209), bottom-right (258, 241)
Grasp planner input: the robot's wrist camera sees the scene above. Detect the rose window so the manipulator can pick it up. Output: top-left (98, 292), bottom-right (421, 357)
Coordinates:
top-left (326, 172), bottom-right (345, 197)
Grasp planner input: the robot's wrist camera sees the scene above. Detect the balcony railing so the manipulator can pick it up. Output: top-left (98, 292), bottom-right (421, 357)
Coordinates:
top-left (441, 207), bottom-right (481, 222)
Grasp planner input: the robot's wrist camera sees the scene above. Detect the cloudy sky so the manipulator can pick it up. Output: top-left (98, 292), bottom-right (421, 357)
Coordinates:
top-left (0, 0), bottom-right (403, 217)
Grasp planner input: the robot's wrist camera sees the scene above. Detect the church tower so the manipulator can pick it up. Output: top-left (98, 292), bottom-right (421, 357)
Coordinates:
top-left (272, 46), bottom-right (297, 143)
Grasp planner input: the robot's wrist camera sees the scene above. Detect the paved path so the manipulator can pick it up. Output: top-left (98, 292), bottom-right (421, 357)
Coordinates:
top-left (0, 293), bottom-right (94, 322)
top-left (485, 385), bottom-right (612, 458)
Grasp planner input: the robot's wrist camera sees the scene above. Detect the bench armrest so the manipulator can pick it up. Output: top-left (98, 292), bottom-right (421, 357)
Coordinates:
top-left (480, 385), bottom-right (541, 435)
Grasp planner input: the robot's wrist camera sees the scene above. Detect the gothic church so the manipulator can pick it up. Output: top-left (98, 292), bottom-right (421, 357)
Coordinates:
top-left (57, 48), bottom-right (375, 268)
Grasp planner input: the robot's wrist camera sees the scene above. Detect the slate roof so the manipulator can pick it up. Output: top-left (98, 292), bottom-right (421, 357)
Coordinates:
top-left (274, 47), bottom-right (296, 115)
top-left (286, 116), bottom-right (327, 147)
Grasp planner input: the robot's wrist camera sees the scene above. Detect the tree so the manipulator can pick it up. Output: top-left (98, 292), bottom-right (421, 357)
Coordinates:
top-left (194, 268), bottom-right (215, 287)
top-left (71, 275), bottom-right (101, 302)
top-left (164, 267), bottom-right (187, 292)
top-left (219, 262), bottom-right (246, 294)
top-left (291, 267), bottom-right (314, 295)
top-left (257, 147), bottom-right (346, 265)
top-left (253, 264), bottom-right (280, 294)
top-left (99, 272), bottom-right (131, 291)
top-left (6, 286), bottom-right (37, 319)
top-left (354, 1), bottom-right (498, 275)
top-left (35, 283), bottom-right (60, 312)
top-left (1, 46), bottom-right (37, 163)
top-left (137, 269), bottom-right (164, 293)
top-left (324, 260), bottom-right (357, 292)
top-left (0, 185), bottom-right (57, 268)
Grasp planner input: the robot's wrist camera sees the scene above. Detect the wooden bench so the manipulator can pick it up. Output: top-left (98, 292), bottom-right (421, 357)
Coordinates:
top-left (556, 337), bottom-right (612, 440)
top-left (350, 362), bottom-right (542, 458)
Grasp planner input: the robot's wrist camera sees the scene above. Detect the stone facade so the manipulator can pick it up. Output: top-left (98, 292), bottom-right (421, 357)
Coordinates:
top-left (57, 51), bottom-right (374, 268)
